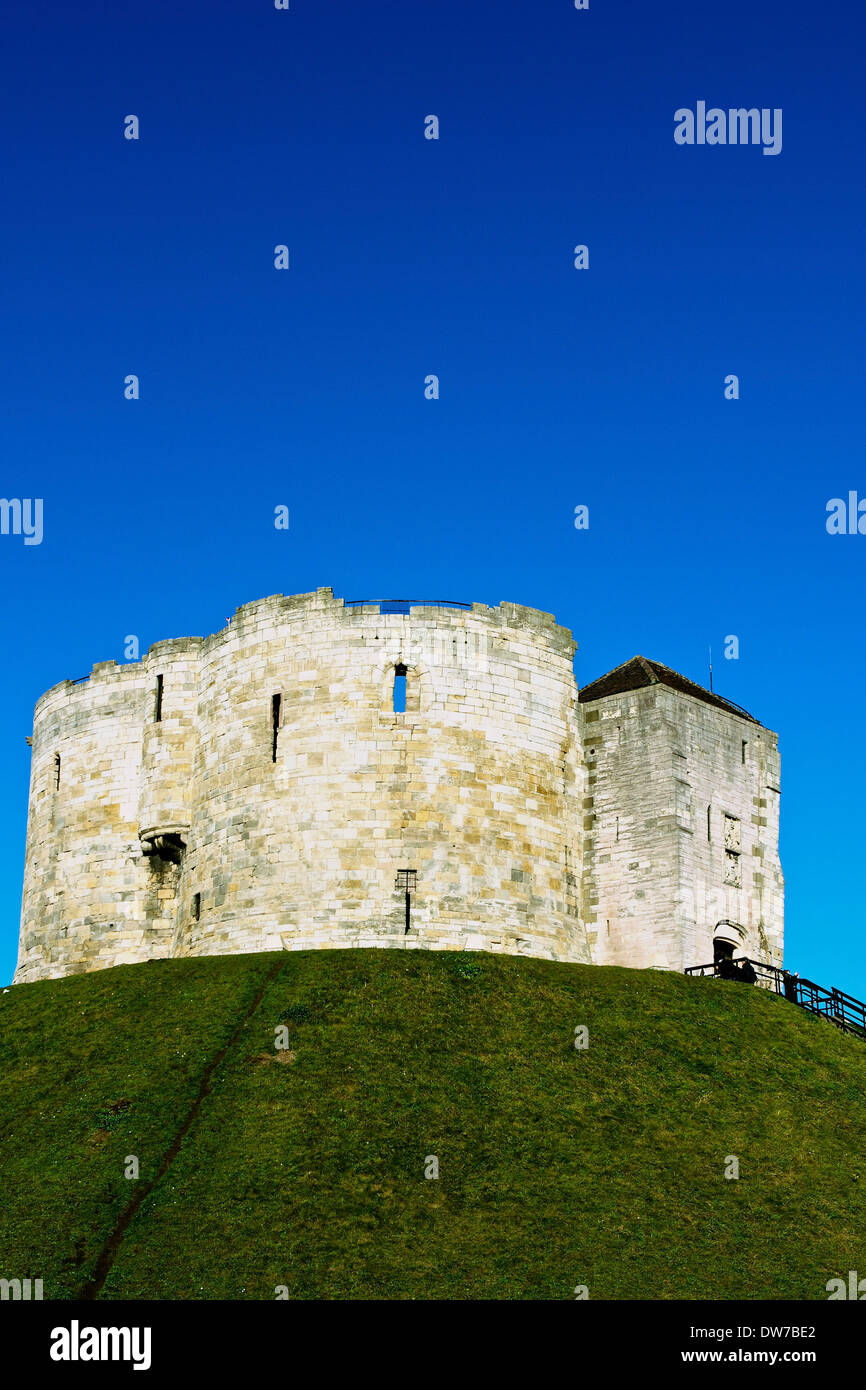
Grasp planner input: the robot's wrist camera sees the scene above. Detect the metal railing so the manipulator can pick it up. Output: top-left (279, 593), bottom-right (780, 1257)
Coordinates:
top-left (685, 958), bottom-right (866, 1039)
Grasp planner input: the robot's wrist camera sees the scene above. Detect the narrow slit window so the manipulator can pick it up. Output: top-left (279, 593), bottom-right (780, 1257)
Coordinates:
top-left (393, 663), bottom-right (407, 713)
top-left (707, 805), bottom-right (712, 841)
top-left (271, 694), bottom-right (282, 761)
top-left (741, 740), bottom-right (747, 764)
top-left (395, 869), bottom-right (417, 934)
top-left (155, 673), bottom-right (164, 723)
top-left (54, 754), bottom-right (61, 790)
top-left (192, 892), bottom-right (201, 922)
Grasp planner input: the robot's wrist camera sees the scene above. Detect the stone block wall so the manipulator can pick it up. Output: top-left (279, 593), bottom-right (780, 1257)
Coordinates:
top-left (580, 684), bottom-right (783, 972)
top-left (17, 662), bottom-right (160, 980)
top-left (16, 589), bottom-right (590, 981)
top-left (15, 589), bottom-right (784, 984)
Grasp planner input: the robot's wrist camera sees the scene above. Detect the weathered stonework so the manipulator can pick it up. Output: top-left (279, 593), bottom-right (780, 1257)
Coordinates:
top-left (14, 591), bottom-right (784, 983)
top-left (579, 662), bottom-right (784, 973)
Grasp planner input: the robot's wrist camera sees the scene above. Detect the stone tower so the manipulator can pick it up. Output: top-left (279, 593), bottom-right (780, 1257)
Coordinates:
top-left (16, 590), bottom-right (588, 981)
top-left (14, 590), bottom-right (783, 984)
top-left (578, 656), bottom-right (784, 972)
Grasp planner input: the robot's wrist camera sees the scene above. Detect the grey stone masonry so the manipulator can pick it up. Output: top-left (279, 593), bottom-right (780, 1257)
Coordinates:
top-left (15, 590), bottom-right (783, 983)
top-left (579, 662), bottom-right (784, 972)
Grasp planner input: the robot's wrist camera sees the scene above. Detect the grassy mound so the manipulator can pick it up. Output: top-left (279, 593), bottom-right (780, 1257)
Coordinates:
top-left (1, 949), bottom-right (864, 1300)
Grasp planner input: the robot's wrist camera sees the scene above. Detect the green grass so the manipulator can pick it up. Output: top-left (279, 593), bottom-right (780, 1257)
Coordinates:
top-left (1, 948), bottom-right (865, 1300)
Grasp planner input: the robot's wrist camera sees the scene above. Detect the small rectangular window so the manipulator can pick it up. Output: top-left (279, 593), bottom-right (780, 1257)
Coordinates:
top-left (155, 674), bottom-right (164, 723)
top-left (395, 868), bottom-right (417, 934)
top-left (741, 740), bottom-right (747, 764)
top-left (192, 892), bottom-right (201, 922)
top-left (393, 664), bottom-right (407, 713)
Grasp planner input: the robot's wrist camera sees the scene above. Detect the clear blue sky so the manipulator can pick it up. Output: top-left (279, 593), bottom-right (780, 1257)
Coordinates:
top-left (2, 0), bottom-right (864, 991)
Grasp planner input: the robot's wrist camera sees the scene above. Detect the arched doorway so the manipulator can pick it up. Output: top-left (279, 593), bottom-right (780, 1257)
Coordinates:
top-left (712, 919), bottom-right (745, 966)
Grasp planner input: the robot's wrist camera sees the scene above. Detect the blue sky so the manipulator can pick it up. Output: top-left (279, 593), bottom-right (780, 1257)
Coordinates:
top-left (1, 0), bottom-right (864, 990)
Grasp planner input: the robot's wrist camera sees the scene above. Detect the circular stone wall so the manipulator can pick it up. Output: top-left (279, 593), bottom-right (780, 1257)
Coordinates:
top-left (16, 589), bottom-right (590, 982)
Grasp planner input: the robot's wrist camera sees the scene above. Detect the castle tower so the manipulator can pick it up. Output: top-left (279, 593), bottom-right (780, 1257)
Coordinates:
top-left (578, 657), bottom-right (784, 972)
top-left (14, 594), bottom-right (784, 985)
top-left (15, 589), bottom-right (590, 982)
